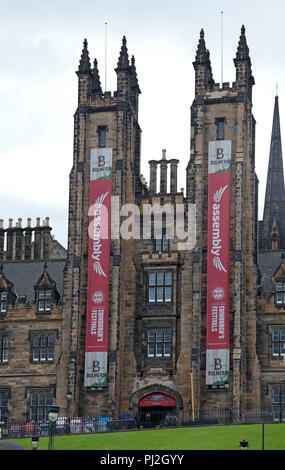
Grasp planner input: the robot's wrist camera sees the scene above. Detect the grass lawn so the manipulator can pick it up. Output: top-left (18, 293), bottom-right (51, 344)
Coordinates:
top-left (10, 423), bottom-right (285, 451)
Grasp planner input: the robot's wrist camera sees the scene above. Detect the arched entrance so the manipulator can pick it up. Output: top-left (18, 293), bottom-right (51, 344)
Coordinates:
top-left (137, 392), bottom-right (177, 428)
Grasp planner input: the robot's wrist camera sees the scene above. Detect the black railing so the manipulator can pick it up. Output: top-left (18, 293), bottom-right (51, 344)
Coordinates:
top-left (0, 407), bottom-right (280, 439)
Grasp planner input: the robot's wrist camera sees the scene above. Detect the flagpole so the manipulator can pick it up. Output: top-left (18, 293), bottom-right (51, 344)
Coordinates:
top-left (105, 22), bottom-right (107, 92)
top-left (221, 11), bottom-right (223, 87)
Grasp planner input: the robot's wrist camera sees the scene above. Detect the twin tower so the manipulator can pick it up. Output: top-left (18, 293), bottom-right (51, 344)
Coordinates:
top-left (57, 26), bottom-right (260, 421)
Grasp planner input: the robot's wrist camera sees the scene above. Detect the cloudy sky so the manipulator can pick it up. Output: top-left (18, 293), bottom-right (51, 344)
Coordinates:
top-left (0, 0), bottom-right (284, 247)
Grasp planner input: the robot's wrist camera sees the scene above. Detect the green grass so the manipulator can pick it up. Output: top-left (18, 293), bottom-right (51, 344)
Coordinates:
top-left (9, 423), bottom-right (285, 451)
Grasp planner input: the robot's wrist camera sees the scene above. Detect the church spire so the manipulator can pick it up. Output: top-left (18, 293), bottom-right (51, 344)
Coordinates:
top-left (262, 95), bottom-right (285, 250)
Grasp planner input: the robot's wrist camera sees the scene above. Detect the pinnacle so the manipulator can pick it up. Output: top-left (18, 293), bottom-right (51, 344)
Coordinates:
top-left (92, 58), bottom-right (102, 94)
top-left (236, 25), bottom-right (250, 61)
top-left (117, 35), bottom-right (130, 70)
top-left (78, 38), bottom-right (91, 73)
top-left (130, 55), bottom-right (139, 89)
top-left (194, 28), bottom-right (208, 64)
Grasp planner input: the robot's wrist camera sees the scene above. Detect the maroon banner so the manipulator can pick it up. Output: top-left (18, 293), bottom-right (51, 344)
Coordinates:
top-left (84, 148), bottom-right (112, 387)
top-left (206, 140), bottom-right (231, 386)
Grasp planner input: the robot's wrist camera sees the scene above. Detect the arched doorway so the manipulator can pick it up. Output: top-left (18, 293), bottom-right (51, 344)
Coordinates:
top-left (137, 392), bottom-right (177, 428)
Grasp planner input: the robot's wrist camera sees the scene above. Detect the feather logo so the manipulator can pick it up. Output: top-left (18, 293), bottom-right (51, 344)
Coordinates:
top-left (93, 262), bottom-right (107, 277)
top-left (95, 192), bottom-right (108, 206)
top-left (213, 185), bottom-right (228, 203)
top-left (213, 256), bottom-right (227, 273)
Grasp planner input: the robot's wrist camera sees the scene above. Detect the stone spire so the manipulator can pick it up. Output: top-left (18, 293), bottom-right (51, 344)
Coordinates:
top-left (91, 58), bottom-right (102, 94)
top-left (77, 39), bottom-right (91, 74)
top-left (262, 95), bottom-right (285, 250)
top-left (116, 36), bottom-right (130, 71)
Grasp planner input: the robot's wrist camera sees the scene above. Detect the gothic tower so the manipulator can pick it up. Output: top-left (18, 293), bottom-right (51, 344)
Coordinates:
top-left (57, 37), bottom-right (142, 416)
top-left (186, 26), bottom-right (260, 420)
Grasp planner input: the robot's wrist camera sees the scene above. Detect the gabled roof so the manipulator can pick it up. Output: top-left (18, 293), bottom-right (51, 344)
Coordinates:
top-left (0, 260), bottom-right (66, 303)
top-left (258, 251), bottom-right (285, 296)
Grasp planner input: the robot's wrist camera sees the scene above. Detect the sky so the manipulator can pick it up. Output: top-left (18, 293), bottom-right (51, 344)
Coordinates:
top-left (0, 0), bottom-right (284, 247)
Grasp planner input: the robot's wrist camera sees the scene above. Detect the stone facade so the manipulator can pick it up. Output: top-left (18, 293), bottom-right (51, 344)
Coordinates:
top-left (1, 27), bottom-right (285, 424)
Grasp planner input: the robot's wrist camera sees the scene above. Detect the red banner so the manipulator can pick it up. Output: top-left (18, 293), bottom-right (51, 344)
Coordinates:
top-left (84, 148), bottom-right (112, 387)
top-left (206, 141), bottom-right (231, 386)
top-left (139, 394), bottom-right (176, 407)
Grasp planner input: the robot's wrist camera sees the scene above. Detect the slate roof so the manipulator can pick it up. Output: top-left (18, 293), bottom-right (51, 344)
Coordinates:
top-left (258, 250), bottom-right (285, 296)
top-left (0, 259), bottom-right (66, 303)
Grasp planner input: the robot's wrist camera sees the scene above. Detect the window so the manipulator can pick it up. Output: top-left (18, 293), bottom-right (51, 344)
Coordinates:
top-left (155, 234), bottom-right (169, 253)
top-left (272, 386), bottom-right (285, 422)
top-left (147, 330), bottom-right (171, 358)
top-left (276, 282), bottom-right (285, 304)
top-left (0, 291), bottom-right (7, 314)
top-left (32, 335), bottom-right (55, 362)
top-left (148, 271), bottom-right (172, 303)
top-left (216, 119), bottom-right (225, 140)
top-left (272, 329), bottom-right (285, 358)
top-left (0, 391), bottom-right (8, 424)
top-left (98, 126), bottom-right (107, 148)
top-left (0, 336), bottom-right (8, 363)
top-left (272, 236), bottom-right (278, 250)
top-left (29, 390), bottom-right (53, 421)
top-left (38, 289), bottom-right (52, 313)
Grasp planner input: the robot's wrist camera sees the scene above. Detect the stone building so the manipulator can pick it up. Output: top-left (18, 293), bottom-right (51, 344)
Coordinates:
top-left (1, 26), bottom-right (285, 424)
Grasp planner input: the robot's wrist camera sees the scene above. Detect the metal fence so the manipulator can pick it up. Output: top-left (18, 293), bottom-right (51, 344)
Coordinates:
top-left (0, 407), bottom-right (280, 439)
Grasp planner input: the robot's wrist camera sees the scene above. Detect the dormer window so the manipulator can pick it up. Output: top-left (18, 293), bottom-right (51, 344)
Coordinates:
top-left (0, 292), bottom-right (7, 314)
top-left (276, 282), bottom-right (285, 305)
top-left (38, 289), bottom-right (52, 313)
top-left (35, 264), bottom-right (60, 315)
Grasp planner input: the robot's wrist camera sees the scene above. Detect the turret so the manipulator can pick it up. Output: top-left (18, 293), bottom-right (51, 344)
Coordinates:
top-left (115, 36), bottom-right (132, 99)
top-left (76, 39), bottom-right (92, 105)
top-left (233, 26), bottom-right (255, 97)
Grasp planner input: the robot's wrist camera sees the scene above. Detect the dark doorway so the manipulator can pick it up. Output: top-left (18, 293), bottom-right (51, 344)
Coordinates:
top-left (138, 406), bottom-right (176, 428)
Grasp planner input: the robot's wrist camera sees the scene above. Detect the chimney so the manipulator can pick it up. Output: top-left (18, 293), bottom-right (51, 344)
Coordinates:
top-left (159, 149), bottom-right (168, 194)
top-left (34, 217), bottom-right (42, 260)
top-left (6, 219), bottom-right (13, 260)
top-left (15, 218), bottom-right (24, 260)
top-left (169, 159), bottom-right (179, 193)
top-left (42, 217), bottom-right (52, 259)
top-left (24, 218), bottom-right (33, 260)
top-left (148, 160), bottom-right (158, 194)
